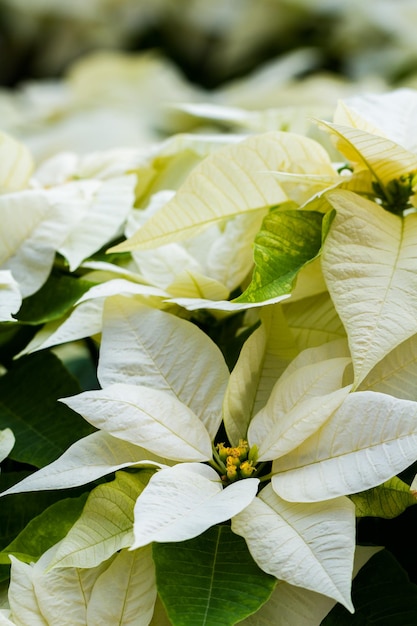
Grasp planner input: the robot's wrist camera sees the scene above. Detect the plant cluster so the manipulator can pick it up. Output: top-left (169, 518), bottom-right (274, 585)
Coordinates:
top-left (2, 88), bottom-right (417, 624)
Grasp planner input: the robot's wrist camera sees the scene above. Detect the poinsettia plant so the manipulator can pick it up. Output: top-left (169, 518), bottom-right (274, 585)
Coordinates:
top-left (1, 88), bottom-right (417, 625)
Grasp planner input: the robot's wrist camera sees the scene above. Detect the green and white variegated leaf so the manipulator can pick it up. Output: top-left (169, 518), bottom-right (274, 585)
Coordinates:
top-left (98, 297), bottom-right (229, 439)
top-left (359, 333), bottom-right (417, 401)
top-left (0, 189), bottom-right (83, 297)
top-left (86, 547), bottom-right (156, 626)
top-left (58, 175), bottom-right (136, 271)
top-left (0, 428), bottom-right (14, 463)
top-left (322, 190), bottom-right (417, 387)
top-left (110, 131), bottom-right (334, 253)
top-left (0, 130), bottom-right (33, 193)
top-left (334, 90), bottom-right (417, 152)
top-left (50, 471), bottom-right (153, 570)
top-left (223, 305), bottom-right (298, 445)
top-left (0, 270), bottom-right (21, 322)
top-left (61, 383), bottom-right (212, 462)
top-left (249, 357), bottom-right (351, 462)
top-left (284, 291), bottom-right (346, 351)
top-left (0, 431), bottom-right (167, 496)
top-left (131, 463), bottom-right (259, 549)
top-left (7, 557), bottom-right (48, 626)
top-left (21, 280), bottom-right (168, 354)
top-left (232, 484), bottom-right (355, 612)
top-left (318, 121), bottom-right (417, 185)
top-left (283, 256), bottom-right (327, 304)
top-left (272, 391), bottom-right (417, 502)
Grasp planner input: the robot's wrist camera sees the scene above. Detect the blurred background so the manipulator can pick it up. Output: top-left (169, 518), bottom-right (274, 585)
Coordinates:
top-left (1, 0), bottom-right (417, 161)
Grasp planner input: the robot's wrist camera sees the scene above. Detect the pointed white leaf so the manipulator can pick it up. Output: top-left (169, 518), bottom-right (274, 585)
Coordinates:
top-left (277, 338), bottom-right (350, 384)
top-left (7, 557), bottom-right (48, 626)
top-left (318, 121), bottom-right (417, 185)
top-left (58, 175), bottom-right (135, 271)
top-left (284, 291), bottom-right (346, 351)
top-left (249, 356), bottom-right (351, 461)
top-left (22, 280), bottom-right (168, 354)
top-left (223, 305), bottom-right (298, 445)
top-left (239, 545), bottom-right (381, 626)
top-left (334, 90), bottom-right (417, 152)
top-left (32, 546), bottom-right (110, 626)
top-left (98, 297), bottom-right (229, 438)
top-left (359, 333), bottom-right (417, 401)
top-left (61, 383), bottom-right (212, 462)
top-left (0, 271), bottom-right (21, 322)
top-left (0, 431), bottom-right (167, 496)
top-left (0, 131), bottom-right (33, 192)
top-left (166, 293), bottom-right (291, 311)
top-left (0, 189), bottom-right (82, 297)
top-left (322, 190), bottom-right (417, 386)
top-left (272, 391), bottom-right (417, 502)
top-left (232, 485), bottom-right (355, 611)
top-left (0, 428), bottom-right (14, 463)
top-left (110, 131), bottom-right (333, 252)
top-left (166, 270), bottom-right (229, 301)
top-left (132, 463), bottom-right (259, 548)
top-left (87, 547), bottom-right (156, 626)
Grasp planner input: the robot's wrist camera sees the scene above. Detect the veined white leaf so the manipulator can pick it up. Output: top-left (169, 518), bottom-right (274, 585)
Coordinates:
top-left (334, 90), bottom-right (417, 152)
top-left (109, 131), bottom-right (333, 252)
top-left (0, 431), bottom-right (167, 496)
top-left (277, 338), bottom-right (350, 385)
top-left (22, 280), bottom-right (168, 354)
top-left (32, 547), bottom-right (110, 626)
top-left (49, 471), bottom-right (153, 570)
top-left (232, 485), bottom-right (355, 611)
top-left (58, 175), bottom-right (136, 271)
top-left (131, 463), bottom-right (259, 548)
top-left (0, 271), bottom-right (21, 322)
top-left (61, 383), bottom-right (213, 462)
top-left (238, 545), bottom-right (381, 626)
top-left (249, 358), bottom-right (351, 461)
top-left (322, 190), bottom-right (417, 386)
top-left (0, 189), bottom-right (82, 297)
top-left (0, 130), bottom-right (33, 192)
top-left (359, 333), bottom-right (417, 401)
top-left (166, 293), bottom-right (291, 311)
top-left (223, 305), bottom-right (298, 445)
top-left (166, 270), bottom-right (229, 302)
top-left (284, 291), bottom-right (346, 351)
top-left (7, 557), bottom-right (47, 626)
top-left (0, 428), bottom-right (14, 464)
top-left (272, 391), bottom-right (417, 502)
top-left (318, 121), bottom-right (417, 185)
top-left (99, 297), bottom-right (229, 439)
top-left (87, 547), bottom-right (156, 626)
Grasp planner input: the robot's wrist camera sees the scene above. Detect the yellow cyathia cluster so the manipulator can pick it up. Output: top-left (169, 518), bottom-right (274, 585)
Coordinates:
top-left (216, 440), bottom-right (257, 483)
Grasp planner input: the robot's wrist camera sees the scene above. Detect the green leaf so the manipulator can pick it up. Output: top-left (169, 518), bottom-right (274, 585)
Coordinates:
top-left (0, 493), bottom-right (88, 565)
top-left (234, 209), bottom-right (323, 303)
top-left (321, 550), bottom-right (417, 625)
top-left (0, 351), bottom-right (94, 467)
top-left (16, 273), bottom-right (96, 325)
top-left (153, 525), bottom-right (276, 626)
top-left (350, 477), bottom-right (417, 519)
